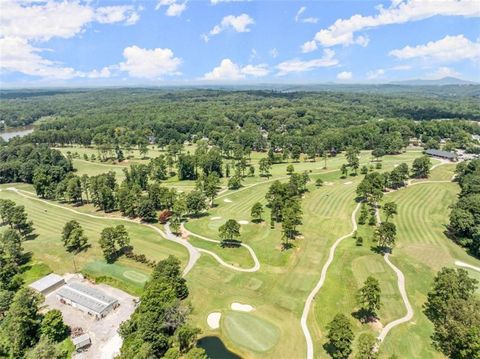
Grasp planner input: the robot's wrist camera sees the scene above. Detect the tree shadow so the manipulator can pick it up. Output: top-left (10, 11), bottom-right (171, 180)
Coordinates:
top-left (370, 245), bottom-right (391, 255)
top-left (322, 342), bottom-right (336, 358)
top-left (67, 243), bottom-right (92, 254)
top-left (189, 212), bottom-right (209, 219)
top-left (220, 240), bottom-right (242, 248)
top-left (24, 232), bottom-right (38, 241)
top-left (251, 218), bottom-right (263, 224)
top-left (281, 242), bottom-right (295, 251)
top-left (352, 308), bottom-right (377, 323)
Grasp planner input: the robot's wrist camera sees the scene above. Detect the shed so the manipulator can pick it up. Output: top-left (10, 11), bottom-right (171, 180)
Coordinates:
top-left (72, 333), bottom-right (91, 350)
top-left (425, 149), bottom-right (458, 161)
top-left (28, 273), bottom-right (65, 295)
top-left (56, 282), bottom-right (119, 319)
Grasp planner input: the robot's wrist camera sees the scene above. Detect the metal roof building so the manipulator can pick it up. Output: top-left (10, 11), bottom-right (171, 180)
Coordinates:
top-left (425, 149), bottom-right (458, 161)
top-left (56, 282), bottom-right (119, 319)
top-left (29, 273), bottom-right (65, 295)
top-left (72, 333), bottom-right (91, 350)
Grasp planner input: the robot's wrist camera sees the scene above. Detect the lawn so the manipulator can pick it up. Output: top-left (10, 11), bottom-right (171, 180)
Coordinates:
top-left (183, 151), bottom-right (427, 358)
top-left (0, 184), bottom-right (189, 294)
top-left (1, 149), bottom-right (460, 358)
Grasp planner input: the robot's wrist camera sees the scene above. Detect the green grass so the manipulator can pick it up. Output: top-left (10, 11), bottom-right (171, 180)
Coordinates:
top-left (20, 262), bottom-right (52, 284)
top-left (179, 150), bottom-right (442, 359)
top-left (378, 175), bottom-right (480, 358)
top-left (2, 149), bottom-right (460, 359)
top-left (0, 184), bottom-right (188, 293)
top-left (82, 260), bottom-right (149, 295)
top-left (222, 311), bottom-right (280, 353)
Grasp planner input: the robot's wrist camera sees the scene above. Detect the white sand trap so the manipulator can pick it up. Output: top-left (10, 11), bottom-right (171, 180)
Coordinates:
top-left (223, 199), bottom-right (233, 203)
top-left (211, 216), bottom-right (222, 220)
top-left (343, 181), bottom-right (353, 185)
top-left (394, 164), bottom-right (399, 167)
top-left (207, 312), bottom-right (221, 329)
top-left (324, 182), bottom-right (334, 186)
top-left (231, 303), bottom-right (254, 312)
top-left (238, 220), bottom-right (249, 225)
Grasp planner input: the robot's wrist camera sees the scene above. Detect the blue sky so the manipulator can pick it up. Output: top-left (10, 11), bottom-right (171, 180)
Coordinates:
top-left (0, 0), bottom-right (479, 86)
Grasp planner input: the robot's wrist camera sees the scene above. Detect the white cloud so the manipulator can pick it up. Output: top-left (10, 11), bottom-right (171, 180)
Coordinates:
top-left (426, 66), bottom-right (461, 79)
top-left (295, 6), bottom-right (318, 24)
top-left (0, 0), bottom-right (141, 80)
top-left (119, 46), bottom-right (182, 78)
top-left (156, 0), bottom-right (187, 17)
top-left (389, 35), bottom-right (480, 62)
top-left (241, 64), bottom-right (269, 77)
top-left (95, 6), bottom-right (140, 25)
top-left (337, 71), bottom-right (352, 80)
top-left (203, 13), bottom-right (254, 41)
top-left (301, 40), bottom-right (318, 53)
top-left (0, 36), bottom-right (81, 79)
top-left (87, 67), bottom-right (111, 79)
top-left (0, 0), bottom-right (140, 41)
top-left (305, 0), bottom-right (480, 48)
top-left (367, 68), bottom-right (385, 79)
top-left (295, 6), bottom-right (306, 22)
top-left (276, 49), bottom-right (338, 76)
top-left (270, 48), bottom-right (279, 58)
top-left (202, 59), bottom-right (269, 80)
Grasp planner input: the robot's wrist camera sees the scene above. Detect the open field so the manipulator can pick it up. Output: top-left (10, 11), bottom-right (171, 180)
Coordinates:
top-left (307, 164), bottom-right (480, 358)
top-left (0, 184), bottom-right (189, 294)
top-left (2, 149), bottom-right (471, 359)
top-left (182, 151), bottom-right (435, 358)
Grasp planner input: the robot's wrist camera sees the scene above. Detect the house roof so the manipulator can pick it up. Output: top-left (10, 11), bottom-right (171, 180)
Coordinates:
top-left (28, 273), bottom-right (65, 293)
top-left (72, 333), bottom-right (91, 346)
top-left (57, 282), bottom-right (117, 315)
top-left (425, 149), bottom-right (457, 159)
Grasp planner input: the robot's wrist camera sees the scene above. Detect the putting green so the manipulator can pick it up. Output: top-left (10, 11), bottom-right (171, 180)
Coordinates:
top-left (222, 311), bottom-right (280, 353)
top-left (123, 270), bottom-right (149, 283)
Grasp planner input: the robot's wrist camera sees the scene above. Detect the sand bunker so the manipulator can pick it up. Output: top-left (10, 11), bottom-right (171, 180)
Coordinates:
top-left (231, 303), bottom-right (254, 312)
top-left (210, 216), bottom-right (222, 220)
top-left (207, 312), bottom-right (221, 329)
top-left (224, 199), bottom-right (233, 203)
top-left (238, 220), bottom-right (249, 225)
top-left (324, 182), bottom-right (334, 186)
top-left (343, 181), bottom-right (353, 185)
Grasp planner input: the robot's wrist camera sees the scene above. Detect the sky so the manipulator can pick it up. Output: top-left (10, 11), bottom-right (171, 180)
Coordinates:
top-left (0, 0), bottom-right (479, 87)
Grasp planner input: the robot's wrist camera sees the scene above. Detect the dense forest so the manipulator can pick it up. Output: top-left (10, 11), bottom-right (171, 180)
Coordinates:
top-left (2, 88), bottom-right (480, 156)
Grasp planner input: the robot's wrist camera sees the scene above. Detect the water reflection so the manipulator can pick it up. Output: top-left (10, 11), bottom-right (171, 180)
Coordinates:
top-left (0, 126), bottom-right (34, 141)
top-left (197, 336), bottom-right (242, 359)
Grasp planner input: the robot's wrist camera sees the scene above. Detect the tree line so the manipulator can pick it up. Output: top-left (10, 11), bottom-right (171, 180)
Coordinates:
top-left (448, 159), bottom-right (480, 257)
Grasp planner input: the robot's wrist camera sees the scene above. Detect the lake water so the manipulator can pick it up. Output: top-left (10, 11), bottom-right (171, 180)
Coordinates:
top-left (197, 336), bottom-right (242, 359)
top-left (0, 126), bottom-right (34, 141)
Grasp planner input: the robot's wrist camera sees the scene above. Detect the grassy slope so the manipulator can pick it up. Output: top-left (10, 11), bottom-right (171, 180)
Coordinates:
top-left (310, 164), bottom-right (480, 358)
top-left (184, 151), bottom-right (425, 358)
top-left (379, 174), bottom-right (480, 358)
top-left (0, 185), bottom-right (189, 294)
top-left (2, 148), bottom-right (462, 358)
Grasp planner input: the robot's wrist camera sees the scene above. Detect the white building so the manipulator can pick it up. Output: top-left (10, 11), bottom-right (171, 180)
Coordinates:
top-left (29, 273), bottom-right (66, 295)
top-left (56, 282), bottom-right (119, 319)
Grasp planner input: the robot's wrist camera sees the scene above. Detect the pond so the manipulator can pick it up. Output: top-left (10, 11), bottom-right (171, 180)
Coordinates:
top-left (197, 336), bottom-right (242, 359)
top-left (0, 126), bottom-right (34, 141)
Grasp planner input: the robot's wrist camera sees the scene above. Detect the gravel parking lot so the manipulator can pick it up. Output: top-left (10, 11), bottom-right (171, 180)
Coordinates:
top-left (42, 274), bottom-right (138, 359)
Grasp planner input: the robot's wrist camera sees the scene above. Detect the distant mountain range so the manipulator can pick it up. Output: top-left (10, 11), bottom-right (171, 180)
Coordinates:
top-left (390, 77), bottom-right (478, 86)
